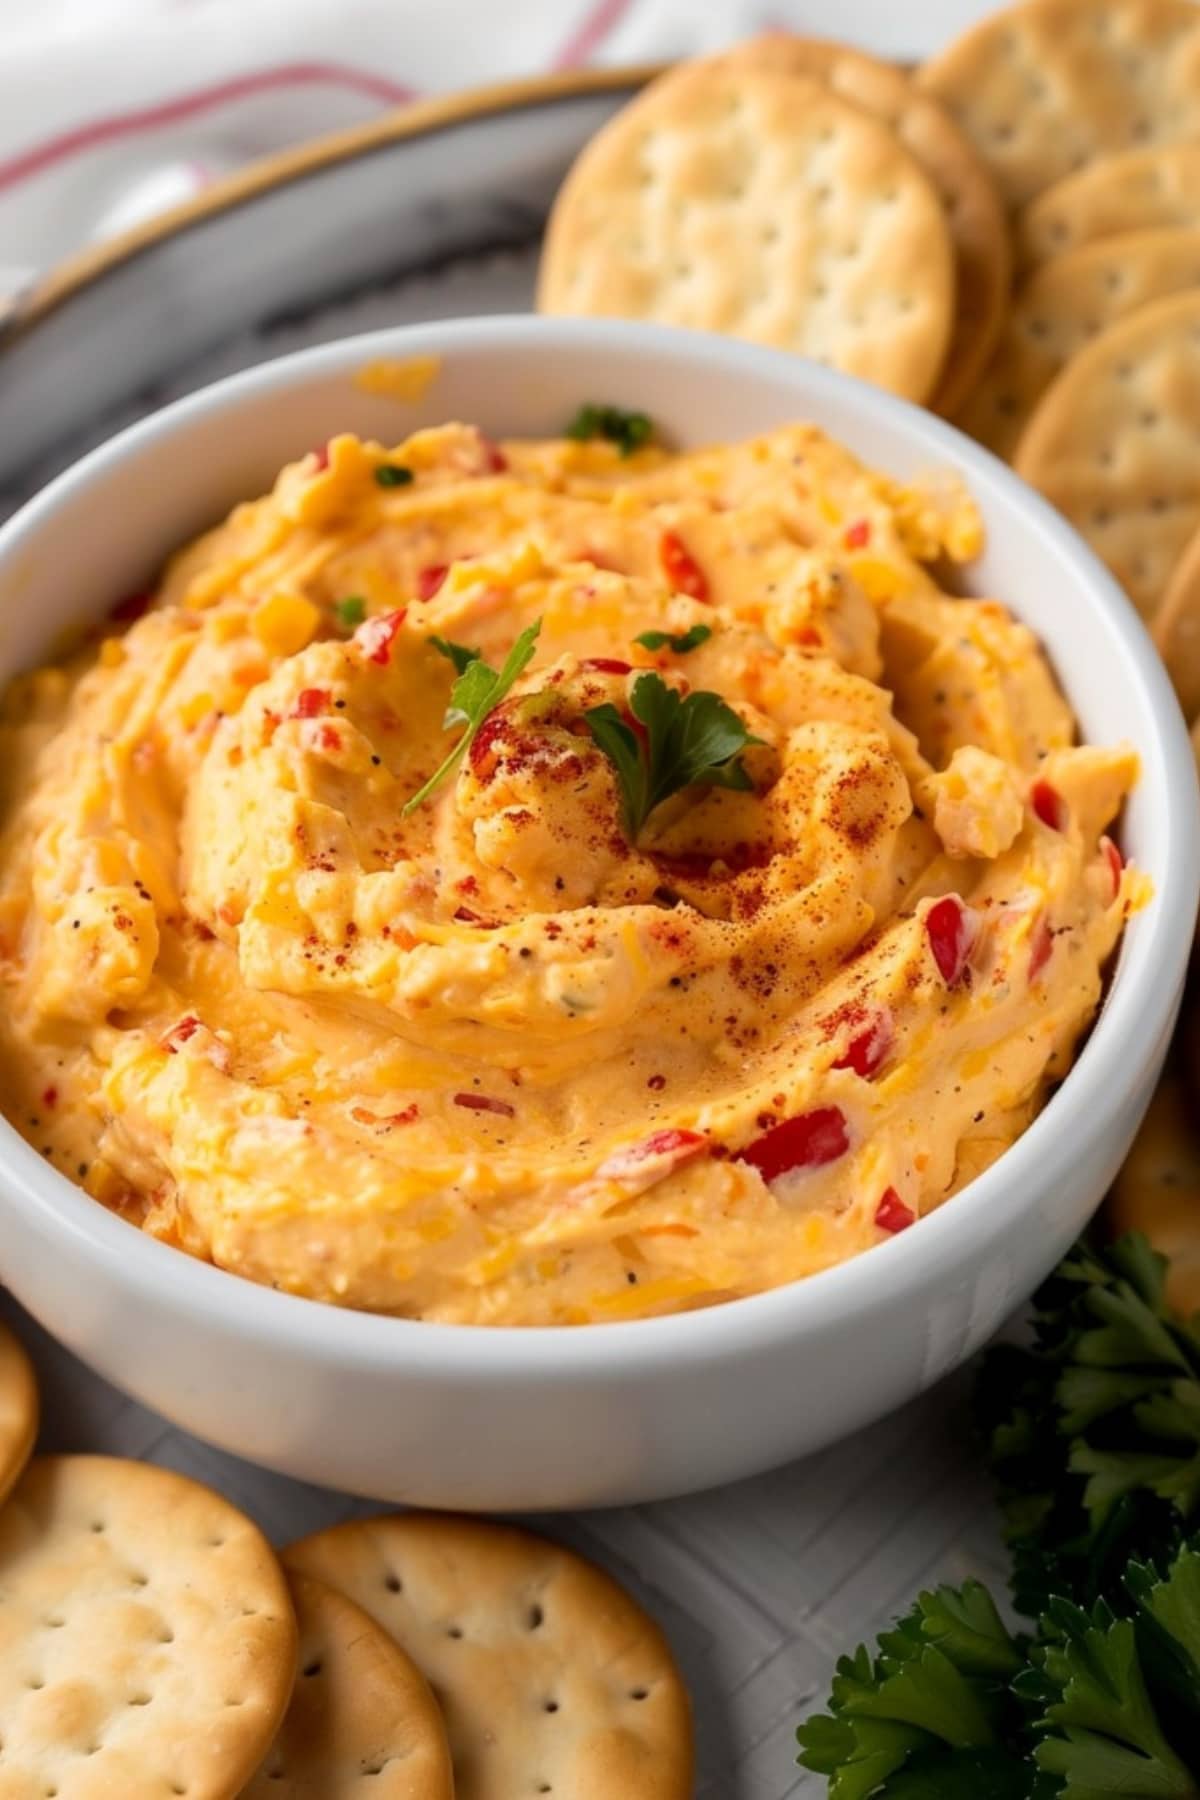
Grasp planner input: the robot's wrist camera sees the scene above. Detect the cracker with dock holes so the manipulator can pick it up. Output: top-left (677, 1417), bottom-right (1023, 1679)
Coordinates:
top-left (919, 0), bottom-right (1200, 211)
top-left (1014, 289), bottom-right (1200, 620)
top-left (957, 228), bottom-right (1200, 462)
top-left (1153, 521), bottom-right (1200, 723)
top-left (1109, 1075), bottom-right (1200, 1320)
top-left (538, 59), bottom-right (955, 405)
top-left (1016, 143), bottom-right (1200, 273)
top-left (0, 1318), bottom-right (36, 1509)
top-left (286, 1512), bottom-right (693, 1800)
top-left (242, 1571), bottom-right (453, 1798)
top-left (0, 1454), bottom-right (297, 1799)
top-left (715, 33), bottom-right (1010, 415)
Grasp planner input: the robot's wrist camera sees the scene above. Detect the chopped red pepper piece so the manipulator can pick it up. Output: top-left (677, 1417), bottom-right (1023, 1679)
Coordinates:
top-left (109, 591), bottom-right (152, 624)
top-left (293, 688), bottom-right (330, 718)
top-left (1101, 834), bottom-right (1123, 899)
top-left (659, 530), bottom-right (710, 602)
top-left (354, 609), bottom-right (407, 666)
top-left (875, 1188), bottom-right (916, 1233)
top-left (41, 1086), bottom-right (58, 1109)
top-left (161, 1014), bottom-right (200, 1053)
top-left (416, 564), bottom-right (449, 602)
top-left (478, 434), bottom-right (508, 473)
top-left (314, 723), bottom-right (342, 753)
top-left (832, 1008), bottom-right (894, 1080)
top-left (1031, 778), bottom-right (1066, 831)
top-left (582, 657), bottom-right (633, 675)
top-left (351, 1103), bottom-right (419, 1128)
top-left (1028, 912), bottom-right (1053, 982)
top-left (925, 895), bottom-right (977, 987)
top-left (454, 1092), bottom-right (516, 1117)
top-left (596, 1128), bottom-right (708, 1183)
top-left (736, 1106), bottom-right (849, 1182)
top-left (311, 443), bottom-right (331, 473)
top-left (843, 518), bottom-right (871, 550)
top-left (467, 710), bottom-right (508, 780)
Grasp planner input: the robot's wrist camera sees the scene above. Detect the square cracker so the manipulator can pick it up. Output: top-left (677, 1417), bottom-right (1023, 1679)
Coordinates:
top-left (539, 58), bottom-right (955, 404)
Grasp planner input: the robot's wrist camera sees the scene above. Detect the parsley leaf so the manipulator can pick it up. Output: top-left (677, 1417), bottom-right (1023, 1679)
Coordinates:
top-left (796, 1581), bottom-right (1033, 1797)
top-left (333, 595), bottom-right (366, 630)
top-left (374, 463), bottom-right (414, 488)
top-left (585, 671), bottom-right (763, 840)
top-left (566, 402), bottom-right (654, 457)
top-left (801, 1235), bottom-right (1200, 1800)
top-left (1022, 1588), bottom-right (1197, 1797)
top-left (977, 1234), bottom-right (1200, 1620)
top-left (429, 635), bottom-right (481, 676)
top-left (633, 623), bottom-right (713, 654)
top-left (402, 620), bottom-right (541, 813)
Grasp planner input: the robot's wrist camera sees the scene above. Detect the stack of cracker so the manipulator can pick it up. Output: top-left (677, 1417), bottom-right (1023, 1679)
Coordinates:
top-left (539, 1), bottom-right (1200, 737)
top-left (921, 0), bottom-right (1200, 727)
top-left (0, 1320), bottom-right (693, 1797)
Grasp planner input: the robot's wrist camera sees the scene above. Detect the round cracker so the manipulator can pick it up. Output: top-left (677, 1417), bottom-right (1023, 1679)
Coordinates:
top-left (1017, 142), bottom-right (1200, 272)
top-left (957, 227), bottom-right (1200, 462)
top-left (1014, 289), bottom-right (1200, 620)
top-left (714, 33), bottom-right (1010, 415)
top-left (538, 59), bottom-right (956, 404)
top-left (919, 0), bottom-right (1200, 211)
top-left (0, 1318), bottom-right (37, 1509)
top-left (1153, 521), bottom-right (1200, 721)
top-left (242, 1571), bottom-right (453, 1798)
top-left (1108, 1075), bottom-right (1200, 1319)
top-left (0, 1454), bottom-right (298, 1800)
top-left (286, 1513), bottom-right (693, 1800)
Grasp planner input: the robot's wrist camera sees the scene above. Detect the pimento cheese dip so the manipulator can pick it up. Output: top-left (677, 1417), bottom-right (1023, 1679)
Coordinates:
top-left (0, 420), bottom-right (1141, 1323)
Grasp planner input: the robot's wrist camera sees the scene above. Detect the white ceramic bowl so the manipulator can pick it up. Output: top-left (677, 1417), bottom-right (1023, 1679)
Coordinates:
top-left (0, 318), bottom-right (1196, 1511)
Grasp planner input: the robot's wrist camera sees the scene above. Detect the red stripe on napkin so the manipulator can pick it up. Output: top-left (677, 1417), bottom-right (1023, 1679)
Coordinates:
top-left (0, 62), bottom-right (420, 196)
top-left (553, 0), bottom-right (636, 68)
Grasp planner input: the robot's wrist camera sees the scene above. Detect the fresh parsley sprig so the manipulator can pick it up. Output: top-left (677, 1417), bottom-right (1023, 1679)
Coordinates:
top-left (402, 620), bottom-right (541, 813)
top-left (429, 635), bottom-right (481, 676)
top-left (799, 1234), bottom-right (1200, 1797)
top-left (566, 402), bottom-right (654, 457)
top-left (1017, 1550), bottom-right (1200, 1799)
top-left (796, 1580), bottom-right (1038, 1799)
top-left (634, 623), bottom-right (712, 654)
top-left (585, 671), bottom-right (763, 840)
top-left (977, 1234), bottom-right (1200, 1621)
top-left (333, 595), bottom-right (366, 630)
top-left (799, 1540), bottom-right (1200, 1799)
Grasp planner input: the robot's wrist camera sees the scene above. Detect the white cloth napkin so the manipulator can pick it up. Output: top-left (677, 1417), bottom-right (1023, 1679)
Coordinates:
top-left (0, 0), bottom-right (999, 289)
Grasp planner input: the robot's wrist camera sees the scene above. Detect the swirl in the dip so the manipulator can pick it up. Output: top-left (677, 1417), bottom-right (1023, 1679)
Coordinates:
top-left (0, 422), bottom-right (1142, 1323)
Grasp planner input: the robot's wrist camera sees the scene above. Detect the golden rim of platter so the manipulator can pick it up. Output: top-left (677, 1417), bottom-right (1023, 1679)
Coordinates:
top-left (6, 64), bottom-right (662, 346)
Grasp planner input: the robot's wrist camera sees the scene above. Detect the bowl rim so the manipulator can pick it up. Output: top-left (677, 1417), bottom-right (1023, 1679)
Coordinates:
top-left (2, 64), bottom-right (661, 349)
top-left (1, 313), bottom-right (1197, 1375)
